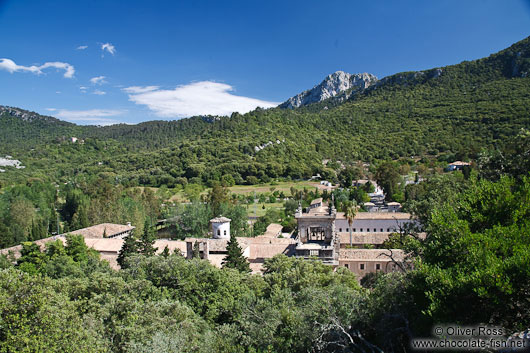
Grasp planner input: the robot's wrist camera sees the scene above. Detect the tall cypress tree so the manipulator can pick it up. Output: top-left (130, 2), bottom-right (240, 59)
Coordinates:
top-left (117, 232), bottom-right (138, 268)
top-left (222, 234), bottom-right (250, 273)
top-left (139, 219), bottom-right (157, 256)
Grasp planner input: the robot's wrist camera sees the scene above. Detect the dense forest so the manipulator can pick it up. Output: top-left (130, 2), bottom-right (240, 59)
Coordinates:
top-left (1, 37), bottom-right (530, 188)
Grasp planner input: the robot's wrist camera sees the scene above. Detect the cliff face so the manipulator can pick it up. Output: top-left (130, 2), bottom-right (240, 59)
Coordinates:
top-left (279, 71), bottom-right (378, 109)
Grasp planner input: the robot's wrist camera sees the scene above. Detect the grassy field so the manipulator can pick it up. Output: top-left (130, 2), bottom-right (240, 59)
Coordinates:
top-left (148, 180), bottom-right (326, 204)
top-left (244, 202), bottom-right (285, 218)
top-left (227, 181), bottom-right (322, 195)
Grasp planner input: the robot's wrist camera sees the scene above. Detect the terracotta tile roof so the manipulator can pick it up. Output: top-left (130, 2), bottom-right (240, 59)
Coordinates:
top-left (66, 223), bottom-right (135, 239)
top-left (261, 223), bottom-right (284, 237)
top-left (154, 240), bottom-right (187, 255)
top-left (250, 243), bottom-right (294, 259)
top-left (310, 198), bottom-right (323, 205)
top-left (84, 238), bottom-right (124, 253)
top-left (0, 235), bottom-right (66, 259)
top-left (339, 248), bottom-right (405, 261)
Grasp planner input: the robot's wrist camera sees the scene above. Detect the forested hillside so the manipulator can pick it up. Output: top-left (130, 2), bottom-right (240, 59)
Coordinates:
top-left (1, 37), bottom-right (530, 187)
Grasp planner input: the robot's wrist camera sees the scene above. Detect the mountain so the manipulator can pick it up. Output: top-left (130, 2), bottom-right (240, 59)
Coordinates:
top-left (0, 106), bottom-right (66, 124)
top-left (1, 36), bottom-right (529, 187)
top-left (279, 71), bottom-right (377, 109)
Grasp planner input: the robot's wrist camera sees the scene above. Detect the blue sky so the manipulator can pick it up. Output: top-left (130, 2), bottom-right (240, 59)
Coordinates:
top-left (1, 0), bottom-right (529, 125)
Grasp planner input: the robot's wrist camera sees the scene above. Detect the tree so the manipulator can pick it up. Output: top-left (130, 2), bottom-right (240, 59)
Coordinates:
top-left (65, 234), bottom-right (90, 263)
top-left (139, 219), bottom-right (157, 256)
top-left (338, 166), bottom-right (362, 188)
top-left (70, 202), bottom-right (89, 231)
top-left (117, 232), bottom-right (138, 268)
top-left (208, 184), bottom-right (229, 217)
top-left (411, 175), bottom-right (530, 330)
top-left (375, 161), bottom-right (401, 201)
top-left (221, 174), bottom-right (235, 187)
top-left (222, 234), bottom-right (250, 273)
top-left (161, 245), bottom-right (170, 258)
top-left (345, 203), bottom-right (357, 247)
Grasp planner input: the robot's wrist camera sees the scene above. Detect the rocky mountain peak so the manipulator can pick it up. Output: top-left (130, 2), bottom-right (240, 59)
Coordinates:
top-left (279, 71), bottom-right (378, 109)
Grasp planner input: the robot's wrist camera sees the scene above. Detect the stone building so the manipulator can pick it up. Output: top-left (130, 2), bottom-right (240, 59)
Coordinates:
top-left (294, 201), bottom-right (415, 278)
top-left (294, 201), bottom-right (339, 265)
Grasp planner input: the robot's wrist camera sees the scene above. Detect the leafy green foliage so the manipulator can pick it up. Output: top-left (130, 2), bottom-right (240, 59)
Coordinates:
top-left (375, 161), bottom-right (402, 202)
top-left (411, 175), bottom-right (530, 330)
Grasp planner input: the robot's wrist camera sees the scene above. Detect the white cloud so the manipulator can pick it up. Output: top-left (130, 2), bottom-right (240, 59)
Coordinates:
top-left (0, 58), bottom-right (75, 78)
top-left (77, 45), bottom-right (88, 50)
top-left (93, 89), bottom-right (106, 95)
top-left (123, 86), bottom-right (159, 94)
top-left (53, 108), bottom-right (125, 125)
top-left (101, 43), bottom-right (116, 55)
top-left (123, 81), bottom-right (279, 118)
top-left (90, 75), bottom-right (107, 85)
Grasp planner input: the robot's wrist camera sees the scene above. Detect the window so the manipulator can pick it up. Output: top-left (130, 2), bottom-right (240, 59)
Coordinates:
top-left (359, 263), bottom-right (365, 270)
top-left (310, 249), bottom-right (319, 256)
top-left (360, 228), bottom-right (363, 232)
top-left (345, 264), bottom-right (349, 269)
top-left (376, 263), bottom-right (381, 271)
top-left (353, 228), bottom-right (356, 232)
top-left (380, 228), bottom-right (383, 232)
top-left (346, 228), bottom-right (349, 232)
top-left (217, 229), bottom-right (220, 236)
top-left (373, 228), bottom-right (377, 232)
top-left (339, 228), bottom-right (342, 232)
top-left (309, 227), bottom-right (325, 241)
top-left (224, 230), bottom-right (227, 236)
top-left (387, 228), bottom-right (391, 232)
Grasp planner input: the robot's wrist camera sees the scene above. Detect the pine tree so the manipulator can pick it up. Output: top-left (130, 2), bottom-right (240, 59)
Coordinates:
top-left (117, 232), bottom-right (138, 268)
top-left (222, 234), bottom-right (251, 273)
top-left (139, 219), bottom-right (157, 256)
top-left (161, 245), bottom-right (170, 258)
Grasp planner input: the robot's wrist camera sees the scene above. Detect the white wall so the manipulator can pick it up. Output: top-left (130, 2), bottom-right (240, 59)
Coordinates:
top-left (335, 218), bottom-right (411, 233)
top-left (212, 222), bottom-right (230, 239)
